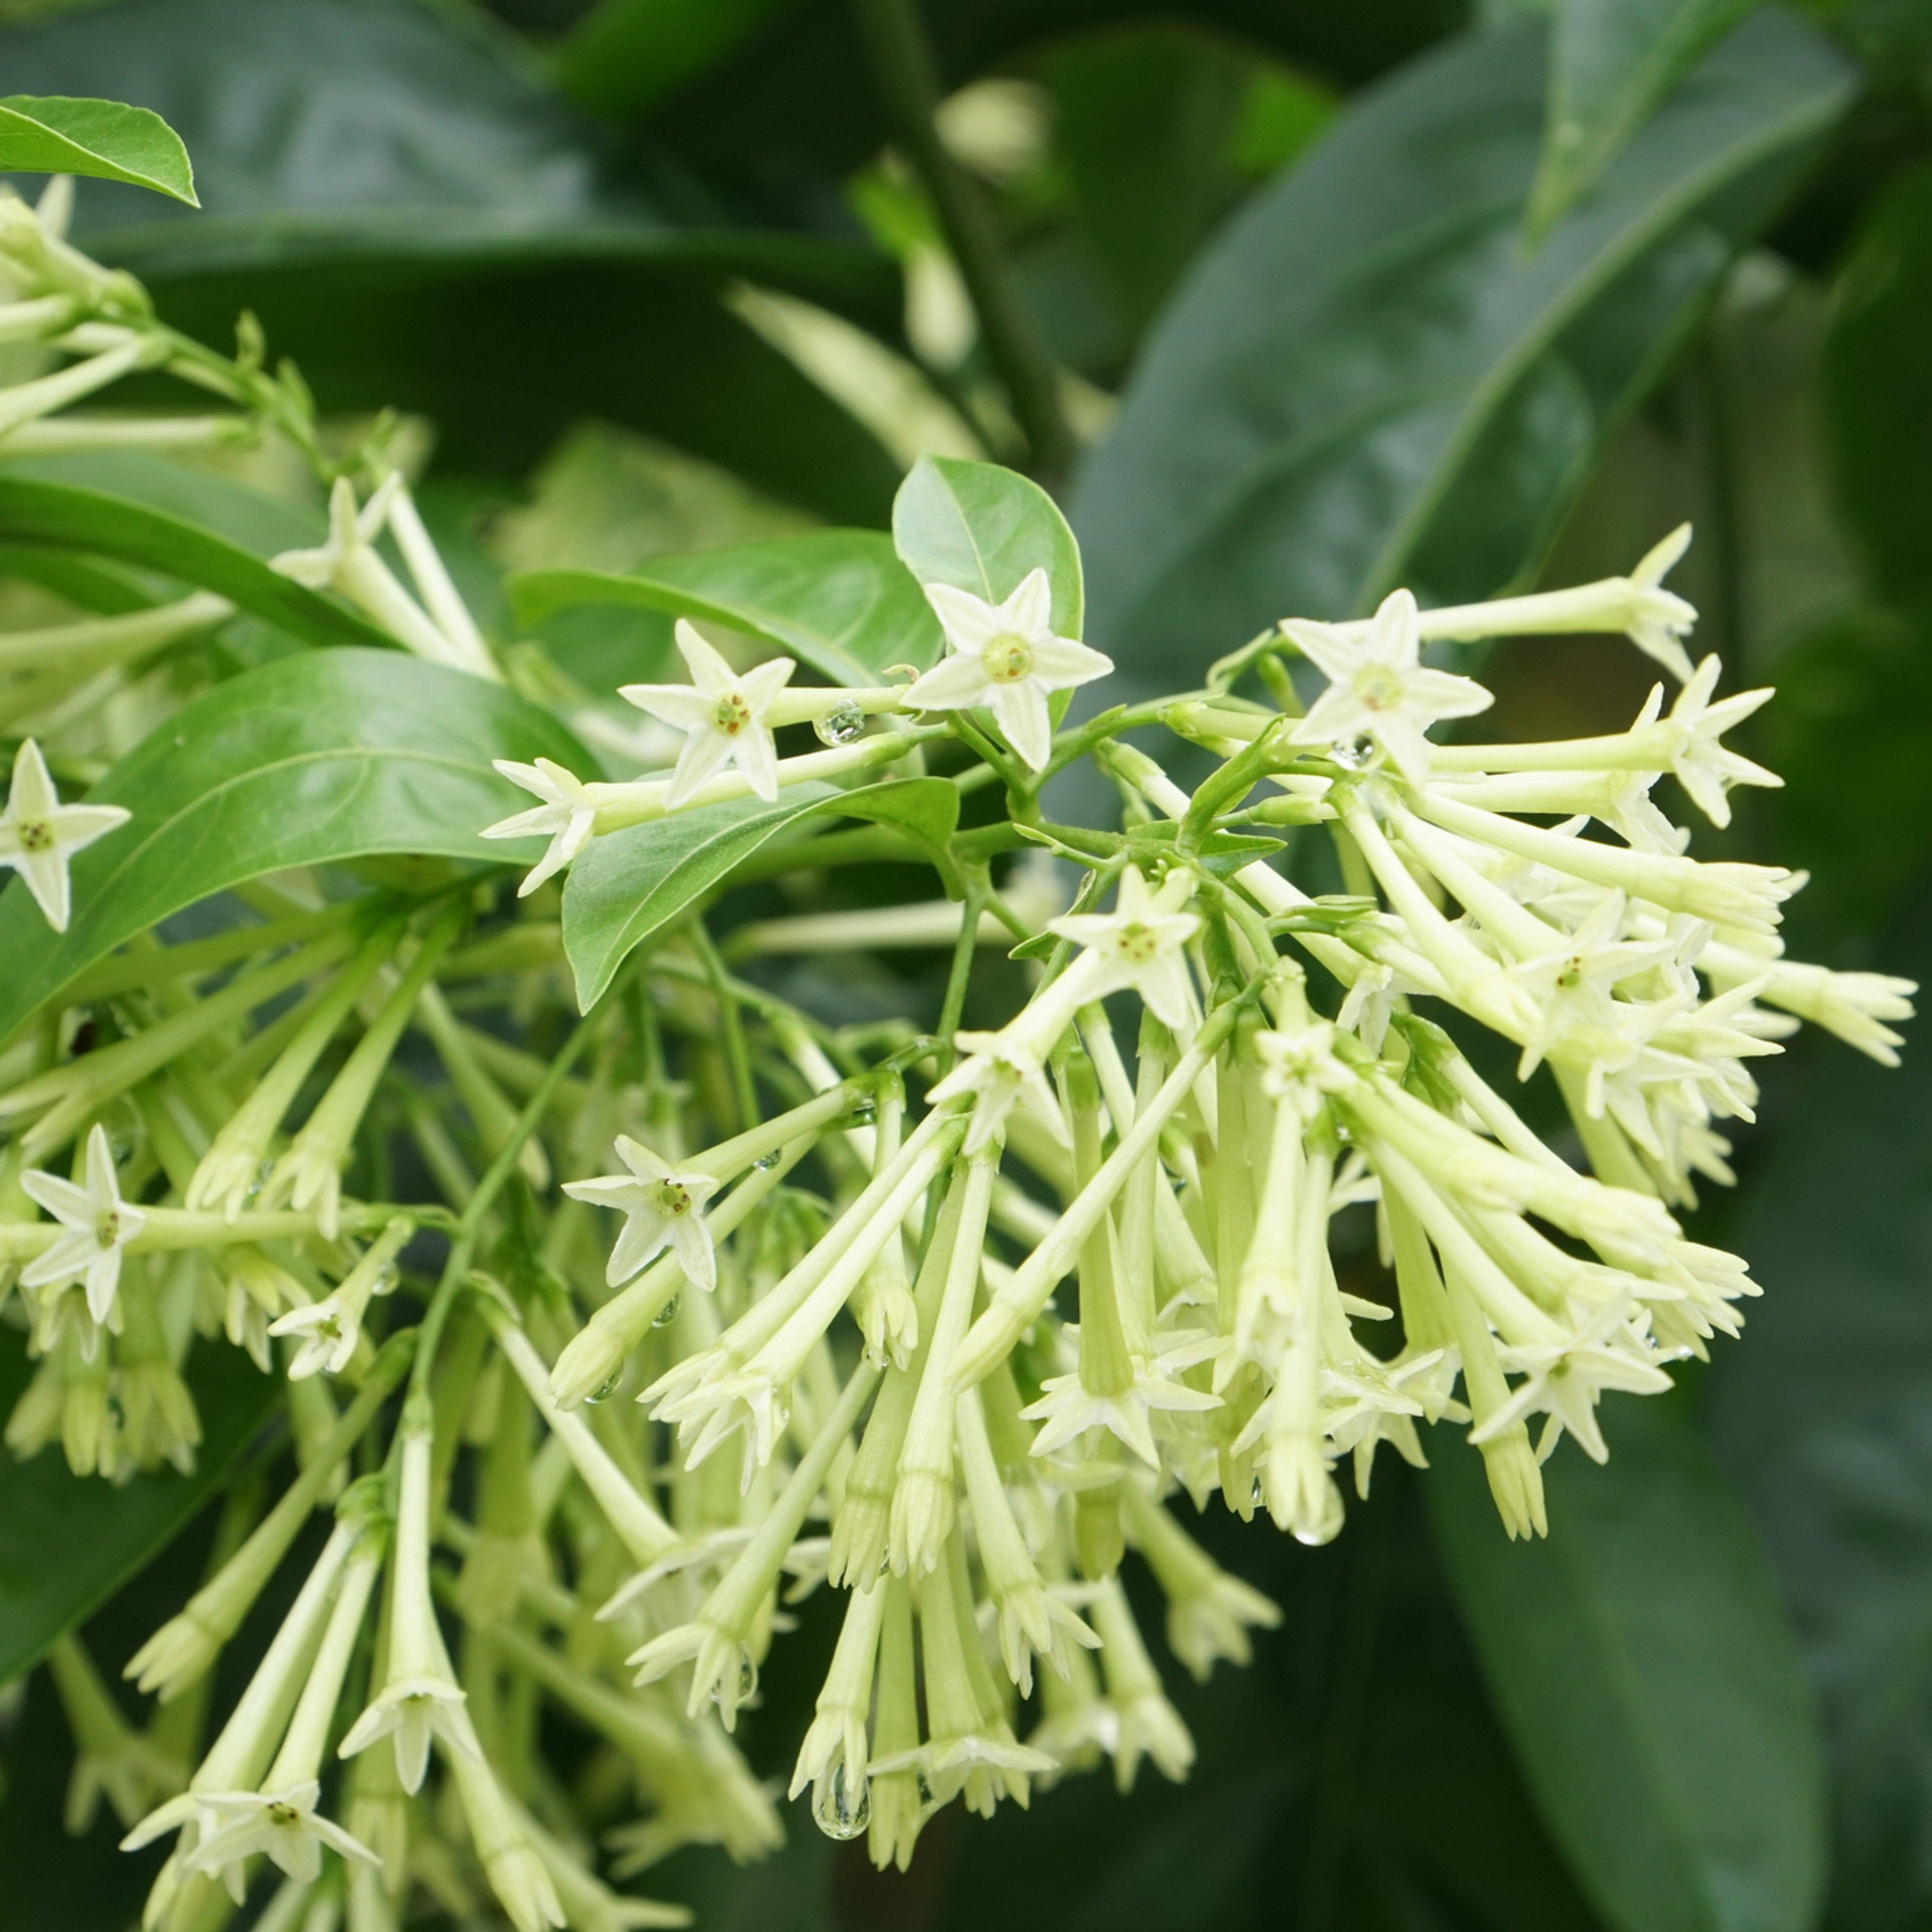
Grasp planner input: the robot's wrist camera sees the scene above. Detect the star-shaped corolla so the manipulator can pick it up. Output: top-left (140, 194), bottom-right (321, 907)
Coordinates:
top-left (0, 738), bottom-right (130, 933)
top-left (1285, 588), bottom-right (1492, 781)
top-left (21, 1122), bottom-right (145, 1326)
top-left (1048, 864), bottom-right (1201, 1030)
top-left (482, 756), bottom-right (599, 897)
top-left (902, 567), bottom-right (1112, 771)
top-left (1021, 1360), bottom-right (1218, 1468)
top-left (1659, 656), bottom-right (1779, 829)
top-left (928, 1030), bottom-right (1066, 1155)
top-left (269, 1295), bottom-right (359, 1379)
top-left (563, 1137), bottom-right (720, 1290)
top-left (621, 621), bottom-right (794, 806)
top-left (338, 1672), bottom-right (478, 1797)
top-left (1624, 523), bottom-right (1699, 682)
top-left (1474, 1306), bottom-right (1673, 1464)
top-left (187, 1781), bottom-right (378, 1902)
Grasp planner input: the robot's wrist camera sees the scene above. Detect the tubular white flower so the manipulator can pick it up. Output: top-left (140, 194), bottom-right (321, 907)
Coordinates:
top-left (621, 620), bottom-right (794, 805)
top-left (563, 1136), bottom-right (721, 1291)
top-left (1285, 588), bottom-right (1491, 781)
top-left (21, 1123), bottom-right (145, 1327)
top-left (481, 757), bottom-right (599, 897)
top-left (0, 737), bottom-right (130, 932)
top-left (902, 566), bottom-right (1113, 769)
top-left (1048, 863), bottom-right (1202, 1031)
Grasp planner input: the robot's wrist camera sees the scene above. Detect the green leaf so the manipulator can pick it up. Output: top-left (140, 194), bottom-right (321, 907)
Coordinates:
top-left (0, 470), bottom-right (387, 649)
top-left (1070, 12), bottom-right (1851, 667)
top-left (1527, 0), bottom-right (1758, 238)
top-left (1427, 1403), bottom-right (1826, 1932)
top-left (892, 456), bottom-right (1085, 638)
top-left (0, 0), bottom-right (904, 522)
top-left (0, 650), bottom-right (591, 1041)
top-left (510, 530), bottom-right (943, 689)
top-left (1710, 886), bottom-right (1932, 1931)
top-left (552, 0), bottom-right (800, 119)
top-left (0, 1328), bottom-right (273, 1681)
top-left (0, 92), bottom-right (195, 204)
top-left (1822, 160), bottom-right (1932, 605)
top-left (561, 777), bottom-right (960, 1009)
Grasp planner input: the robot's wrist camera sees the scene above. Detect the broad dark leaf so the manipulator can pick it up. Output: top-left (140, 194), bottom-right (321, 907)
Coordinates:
top-left (0, 469), bottom-right (385, 648)
top-left (1070, 11), bottom-right (1851, 669)
top-left (0, 1328), bottom-right (274, 1681)
top-left (1528, 0), bottom-right (1759, 236)
top-left (0, 649), bottom-right (591, 1040)
top-left (1710, 884), bottom-right (1932, 1932)
top-left (511, 530), bottom-right (943, 689)
top-left (562, 777), bottom-right (960, 1009)
top-left (1428, 1404), bottom-right (1826, 1932)
top-left (0, 0), bottom-right (904, 520)
top-left (892, 456), bottom-right (1084, 639)
top-left (553, 0), bottom-right (798, 118)
top-left (0, 91), bottom-right (195, 202)
top-left (1823, 160), bottom-right (1932, 605)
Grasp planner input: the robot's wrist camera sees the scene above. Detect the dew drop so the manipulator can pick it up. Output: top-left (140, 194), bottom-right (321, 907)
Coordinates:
top-left (812, 1761), bottom-right (871, 1841)
top-left (586, 1375), bottom-right (621, 1404)
top-left (652, 1293), bottom-right (681, 1328)
top-left (753, 1151), bottom-right (781, 1171)
top-left (845, 1098), bottom-right (877, 1128)
top-left (813, 701), bottom-right (867, 747)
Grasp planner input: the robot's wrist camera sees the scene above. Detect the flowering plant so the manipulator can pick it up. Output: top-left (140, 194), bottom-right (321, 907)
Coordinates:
top-left (0, 83), bottom-right (1916, 1930)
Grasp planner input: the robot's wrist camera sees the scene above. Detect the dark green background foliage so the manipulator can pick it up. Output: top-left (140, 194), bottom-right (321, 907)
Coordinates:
top-left (4, 0), bottom-right (1932, 1928)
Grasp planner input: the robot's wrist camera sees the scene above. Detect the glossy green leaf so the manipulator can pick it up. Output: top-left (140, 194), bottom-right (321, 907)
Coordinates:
top-left (1527, 0), bottom-right (1758, 236)
top-left (0, 650), bottom-right (591, 1041)
top-left (0, 92), bottom-right (195, 203)
top-left (1710, 887), bottom-right (1932, 1932)
top-left (510, 531), bottom-right (943, 689)
top-left (0, 470), bottom-right (386, 648)
top-left (0, 0), bottom-right (903, 522)
top-left (562, 777), bottom-right (960, 1009)
top-left (892, 456), bottom-right (1085, 637)
top-left (0, 1328), bottom-right (273, 1681)
top-left (1823, 160), bottom-right (1932, 604)
top-left (1071, 12), bottom-right (1851, 667)
top-left (1428, 1404), bottom-right (1826, 1932)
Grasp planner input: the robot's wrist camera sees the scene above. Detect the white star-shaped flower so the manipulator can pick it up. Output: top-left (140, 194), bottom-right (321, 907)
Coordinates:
top-left (1021, 1360), bottom-right (1217, 1468)
top-left (187, 1781), bottom-right (378, 1902)
top-left (481, 756), bottom-right (598, 896)
top-left (1285, 588), bottom-right (1492, 781)
top-left (563, 1137), bottom-right (719, 1290)
top-left (901, 567), bottom-right (1113, 771)
top-left (1475, 1305), bottom-right (1673, 1464)
top-left (268, 1295), bottom-right (359, 1379)
top-left (928, 1030), bottom-right (1067, 1154)
top-left (1048, 864), bottom-right (1200, 1030)
top-left (270, 473), bottom-right (398, 589)
top-left (338, 1672), bottom-right (478, 1797)
top-left (1624, 523), bottom-right (1698, 681)
top-left (20, 1122), bottom-right (144, 1326)
top-left (1658, 657), bottom-right (1779, 829)
top-left (621, 620), bottom-right (794, 806)
top-left (0, 738), bottom-right (130, 933)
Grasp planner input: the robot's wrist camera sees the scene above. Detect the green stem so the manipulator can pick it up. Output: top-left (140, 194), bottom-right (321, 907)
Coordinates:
top-left (848, 0), bottom-right (1075, 480)
top-left (934, 872), bottom-right (989, 1074)
top-left (687, 914), bottom-right (759, 1135)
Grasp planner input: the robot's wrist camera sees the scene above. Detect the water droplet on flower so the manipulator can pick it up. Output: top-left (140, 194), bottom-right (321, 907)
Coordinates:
top-left (586, 1375), bottom-right (621, 1404)
top-left (846, 1098), bottom-right (877, 1128)
top-left (812, 1761), bottom-right (871, 1841)
top-left (712, 1653), bottom-right (759, 1709)
top-left (652, 1294), bottom-right (681, 1328)
top-left (814, 701), bottom-right (867, 747)
top-left (753, 1151), bottom-right (781, 1171)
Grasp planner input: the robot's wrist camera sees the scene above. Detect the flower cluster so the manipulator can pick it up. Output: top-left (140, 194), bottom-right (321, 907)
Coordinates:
top-left (0, 181), bottom-right (1912, 1930)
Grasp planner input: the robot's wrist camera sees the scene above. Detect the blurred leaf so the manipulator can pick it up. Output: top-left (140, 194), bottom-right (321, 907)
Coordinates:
top-left (0, 650), bottom-right (591, 1041)
top-left (0, 1327), bottom-right (273, 1681)
top-left (893, 454), bottom-right (1084, 637)
top-left (1069, 12), bottom-right (1852, 670)
top-left (1759, 601), bottom-right (1932, 942)
top-left (1710, 883), bottom-right (1932, 1932)
top-left (562, 776), bottom-right (960, 1008)
top-left (1041, 28), bottom-right (1263, 331)
top-left (0, 91), bottom-right (196, 202)
top-left (553, 0), bottom-right (801, 119)
top-left (1823, 159), bottom-right (1932, 604)
top-left (0, 0), bottom-right (904, 520)
top-left (1427, 1404), bottom-right (1827, 1932)
top-left (1527, 0), bottom-right (1759, 236)
top-left (511, 529), bottom-right (943, 687)
top-left (0, 469), bottom-right (387, 648)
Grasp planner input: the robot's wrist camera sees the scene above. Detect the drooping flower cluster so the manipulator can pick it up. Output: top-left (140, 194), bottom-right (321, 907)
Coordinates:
top-left (0, 178), bottom-right (1912, 1930)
